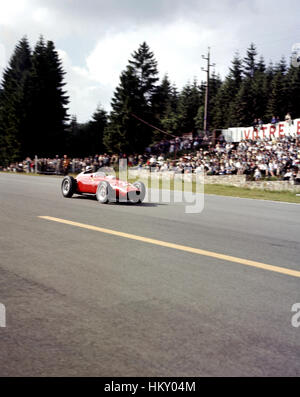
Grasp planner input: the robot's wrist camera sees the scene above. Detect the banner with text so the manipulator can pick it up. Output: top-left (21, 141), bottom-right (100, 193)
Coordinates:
top-left (222, 119), bottom-right (300, 142)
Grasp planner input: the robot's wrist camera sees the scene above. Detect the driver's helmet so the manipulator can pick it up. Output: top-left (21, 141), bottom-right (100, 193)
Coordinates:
top-left (85, 166), bottom-right (93, 173)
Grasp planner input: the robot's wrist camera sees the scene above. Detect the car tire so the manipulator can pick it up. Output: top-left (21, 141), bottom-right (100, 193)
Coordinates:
top-left (96, 181), bottom-right (112, 204)
top-left (128, 181), bottom-right (146, 204)
top-left (61, 176), bottom-right (77, 198)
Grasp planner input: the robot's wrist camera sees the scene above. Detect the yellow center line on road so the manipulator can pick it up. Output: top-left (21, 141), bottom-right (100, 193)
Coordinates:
top-left (38, 216), bottom-right (300, 279)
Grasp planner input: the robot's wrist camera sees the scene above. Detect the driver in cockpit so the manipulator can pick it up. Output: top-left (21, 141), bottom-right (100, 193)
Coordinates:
top-left (85, 166), bottom-right (93, 174)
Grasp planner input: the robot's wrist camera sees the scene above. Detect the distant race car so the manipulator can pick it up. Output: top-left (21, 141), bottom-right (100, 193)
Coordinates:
top-left (61, 167), bottom-right (146, 204)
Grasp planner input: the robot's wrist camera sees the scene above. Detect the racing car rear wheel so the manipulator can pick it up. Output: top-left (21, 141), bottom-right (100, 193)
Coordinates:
top-left (61, 176), bottom-right (77, 198)
top-left (128, 181), bottom-right (146, 204)
top-left (96, 181), bottom-right (112, 204)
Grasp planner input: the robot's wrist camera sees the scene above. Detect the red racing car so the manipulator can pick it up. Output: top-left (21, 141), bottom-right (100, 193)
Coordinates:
top-left (61, 167), bottom-right (146, 204)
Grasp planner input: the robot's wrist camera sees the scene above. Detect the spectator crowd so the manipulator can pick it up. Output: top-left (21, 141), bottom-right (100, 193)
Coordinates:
top-left (1, 134), bottom-right (300, 183)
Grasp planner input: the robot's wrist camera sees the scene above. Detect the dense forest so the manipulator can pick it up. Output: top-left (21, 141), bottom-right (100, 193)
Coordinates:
top-left (1, 37), bottom-right (300, 165)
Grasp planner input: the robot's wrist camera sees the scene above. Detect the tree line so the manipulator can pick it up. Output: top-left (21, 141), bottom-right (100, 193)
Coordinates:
top-left (1, 38), bottom-right (300, 165)
top-left (0, 37), bottom-right (69, 164)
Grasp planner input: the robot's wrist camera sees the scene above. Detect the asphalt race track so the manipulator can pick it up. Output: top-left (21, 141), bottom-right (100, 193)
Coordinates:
top-left (0, 173), bottom-right (299, 376)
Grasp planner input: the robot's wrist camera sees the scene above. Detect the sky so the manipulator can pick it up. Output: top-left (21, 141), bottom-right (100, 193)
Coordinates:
top-left (1, 0), bottom-right (300, 122)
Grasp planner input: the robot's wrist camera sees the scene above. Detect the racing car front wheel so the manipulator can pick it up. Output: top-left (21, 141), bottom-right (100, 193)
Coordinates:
top-left (96, 181), bottom-right (112, 204)
top-left (61, 176), bottom-right (77, 198)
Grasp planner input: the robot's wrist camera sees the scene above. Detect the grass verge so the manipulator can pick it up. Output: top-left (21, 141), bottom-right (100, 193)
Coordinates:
top-left (203, 184), bottom-right (300, 204)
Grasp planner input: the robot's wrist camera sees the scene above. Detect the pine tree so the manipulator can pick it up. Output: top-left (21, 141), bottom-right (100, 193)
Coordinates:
top-left (266, 58), bottom-right (288, 120)
top-left (252, 56), bottom-right (269, 122)
top-left (230, 53), bottom-right (244, 87)
top-left (87, 106), bottom-right (107, 153)
top-left (129, 42), bottom-right (159, 104)
top-left (45, 40), bottom-right (69, 150)
top-left (25, 37), bottom-right (69, 157)
top-left (257, 56), bottom-right (266, 73)
top-left (151, 75), bottom-right (172, 120)
top-left (265, 62), bottom-right (275, 91)
top-left (243, 43), bottom-right (257, 79)
top-left (209, 90), bottom-right (224, 130)
top-left (231, 78), bottom-right (255, 127)
top-left (103, 65), bottom-right (146, 153)
top-left (229, 45), bottom-right (259, 126)
top-left (160, 83), bottom-right (179, 136)
top-left (66, 108), bottom-right (107, 157)
top-left (177, 79), bottom-right (202, 134)
top-left (104, 42), bottom-right (159, 153)
top-left (0, 37), bottom-right (32, 164)
top-left (221, 53), bottom-right (244, 128)
top-left (151, 75), bottom-right (178, 140)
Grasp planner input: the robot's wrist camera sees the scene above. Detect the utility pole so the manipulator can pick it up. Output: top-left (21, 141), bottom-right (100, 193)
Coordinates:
top-left (202, 47), bottom-right (215, 134)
